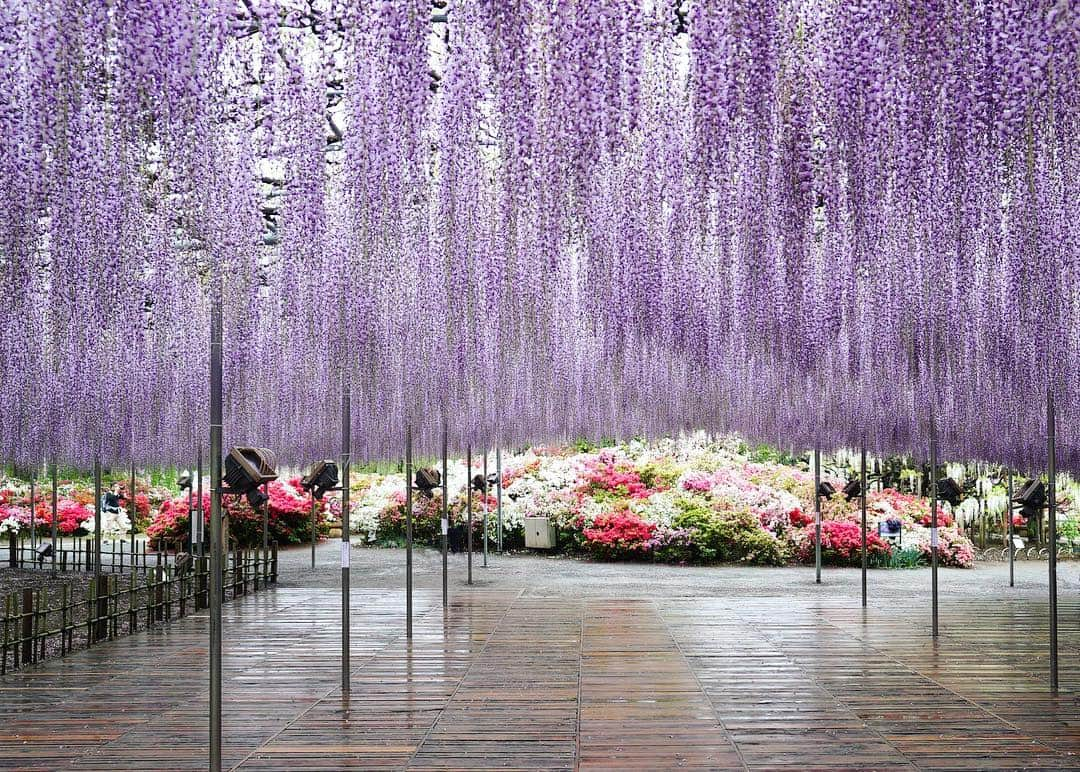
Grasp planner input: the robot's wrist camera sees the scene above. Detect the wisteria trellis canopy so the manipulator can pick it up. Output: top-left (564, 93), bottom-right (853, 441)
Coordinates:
top-left (0, 0), bottom-right (1076, 470)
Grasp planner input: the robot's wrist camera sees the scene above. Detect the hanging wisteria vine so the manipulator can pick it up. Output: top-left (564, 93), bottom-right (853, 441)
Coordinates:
top-left (0, 0), bottom-right (1076, 472)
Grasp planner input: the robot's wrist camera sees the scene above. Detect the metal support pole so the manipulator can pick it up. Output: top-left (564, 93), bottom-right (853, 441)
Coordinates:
top-left (441, 423), bottom-right (448, 608)
top-left (29, 474), bottom-right (35, 555)
top-left (860, 447), bottom-right (867, 608)
top-left (930, 410), bottom-right (939, 639)
top-left (1047, 389), bottom-right (1058, 691)
top-left (130, 462), bottom-right (136, 557)
top-left (496, 446), bottom-right (503, 552)
top-left (482, 451), bottom-right (488, 568)
top-left (208, 290), bottom-right (223, 772)
top-left (340, 386), bottom-right (351, 695)
top-left (188, 467), bottom-right (196, 552)
top-left (261, 482), bottom-right (269, 583)
top-left (310, 491), bottom-right (317, 569)
top-left (814, 447), bottom-right (821, 584)
top-left (1007, 470), bottom-right (1014, 587)
top-left (405, 423), bottom-right (413, 640)
top-left (94, 461), bottom-right (102, 576)
top-left (50, 463), bottom-right (58, 575)
top-left (466, 444), bottom-right (473, 586)
top-left (197, 446), bottom-right (204, 558)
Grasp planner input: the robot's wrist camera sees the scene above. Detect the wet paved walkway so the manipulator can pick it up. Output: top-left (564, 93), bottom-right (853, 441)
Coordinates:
top-left (0, 548), bottom-right (1078, 770)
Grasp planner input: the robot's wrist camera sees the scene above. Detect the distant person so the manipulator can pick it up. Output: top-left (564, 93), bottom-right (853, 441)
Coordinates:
top-left (101, 483), bottom-right (121, 514)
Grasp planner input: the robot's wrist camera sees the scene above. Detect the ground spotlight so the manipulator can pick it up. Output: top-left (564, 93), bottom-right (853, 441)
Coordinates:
top-left (223, 447), bottom-right (278, 507)
top-left (301, 460), bottom-right (339, 500)
top-left (817, 481), bottom-right (835, 498)
top-left (471, 474), bottom-right (487, 492)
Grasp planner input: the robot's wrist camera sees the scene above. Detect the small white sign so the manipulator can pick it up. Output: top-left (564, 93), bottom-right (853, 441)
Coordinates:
top-left (441, 518), bottom-right (449, 535)
top-left (341, 541), bottom-right (350, 568)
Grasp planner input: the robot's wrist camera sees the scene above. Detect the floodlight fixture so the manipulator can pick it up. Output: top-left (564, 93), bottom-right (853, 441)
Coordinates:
top-left (223, 447), bottom-right (278, 507)
top-left (817, 481), bottom-right (835, 498)
top-left (842, 479), bottom-right (861, 500)
top-left (1013, 478), bottom-right (1045, 520)
top-left (936, 477), bottom-right (963, 507)
top-left (471, 473), bottom-right (487, 492)
top-left (301, 460), bottom-right (339, 500)
top-left (414, 468), bottom-right (441, 496)
top-left (35, 542), bottom-right (53, 567)
top-left (178, 470), bottom-right (193, 490)
top-left (486, 472), bottom-right (500, 488)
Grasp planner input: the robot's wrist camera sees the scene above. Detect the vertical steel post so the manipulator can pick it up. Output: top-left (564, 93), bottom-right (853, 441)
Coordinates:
top-left (405, 423), bottom-right (413, 640)
top-left (814, 447), bottom-right (821, 584)
top-left (208, 290), bottom-right (223, 772)
top-left (94, 461), bottom-right (102, 576)
top-left (466, 445), bottom-right (473, 585)
top-left (1047, 389), bottom-right (1058, 691)
top-left (197, 446), bottom-right (204, 558)
top-left (930, 410), bottom-right (939, 639)
top-left (340, 386), bottom-right (351, 695)
top-left (130, 462), bottom-right (136, 557)
top-left (261, 482), bottom-right (269, 583)
top-left (310, 491), bottom-right (317, 569)
top-left (441, 423), bottom-right (448, 608)
top-left (1007, 470), bottom-right (1014, 588)
top-left (482, 450), bottom-right (488, 568)
top-left (50, 463), bottom-right (58, 575)
top-left (188, 466), bottom-right (196, 552)
top-left (29, 474), bottom-right (35, 556)
top-left (496, 446), bottom-right (503, 552)
top-left (860, 447), bottom-right (868, 608)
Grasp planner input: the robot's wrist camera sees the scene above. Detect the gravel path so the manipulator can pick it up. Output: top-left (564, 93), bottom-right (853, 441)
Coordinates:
top-left (275, 539), bottom-right (1080, 600)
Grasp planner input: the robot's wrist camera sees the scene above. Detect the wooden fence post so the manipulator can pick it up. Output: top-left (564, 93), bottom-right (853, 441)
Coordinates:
top-left (2, 594), bottom-right (10, 675)
top-left (196, 556), bottom-right (208, 610)
top-left (8, 534), bottom-right (15, 568)
top-left (271, 541), bottom-right (278, 584)
top-left (95, 575), bottom-right (108, 642)
top-left (20, 588), bottom-right (32, 665)
top-left (155, 566), bottom-right (164, 622)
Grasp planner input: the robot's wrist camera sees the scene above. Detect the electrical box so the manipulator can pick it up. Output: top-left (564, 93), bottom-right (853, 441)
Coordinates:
top-left (524, 517), bottom-right (557, 549)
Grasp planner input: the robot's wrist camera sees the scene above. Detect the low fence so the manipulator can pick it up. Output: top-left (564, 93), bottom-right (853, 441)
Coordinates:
top-left (7, 534), bottom-right (172, 573)
top-left (0, 543), bottom-right (277, 675)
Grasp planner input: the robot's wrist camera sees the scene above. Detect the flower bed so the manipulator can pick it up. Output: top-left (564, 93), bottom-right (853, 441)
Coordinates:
top-left (347, 435), bottom-right (976, 568)
top-left (146, 479), bottom-right (329, 550)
